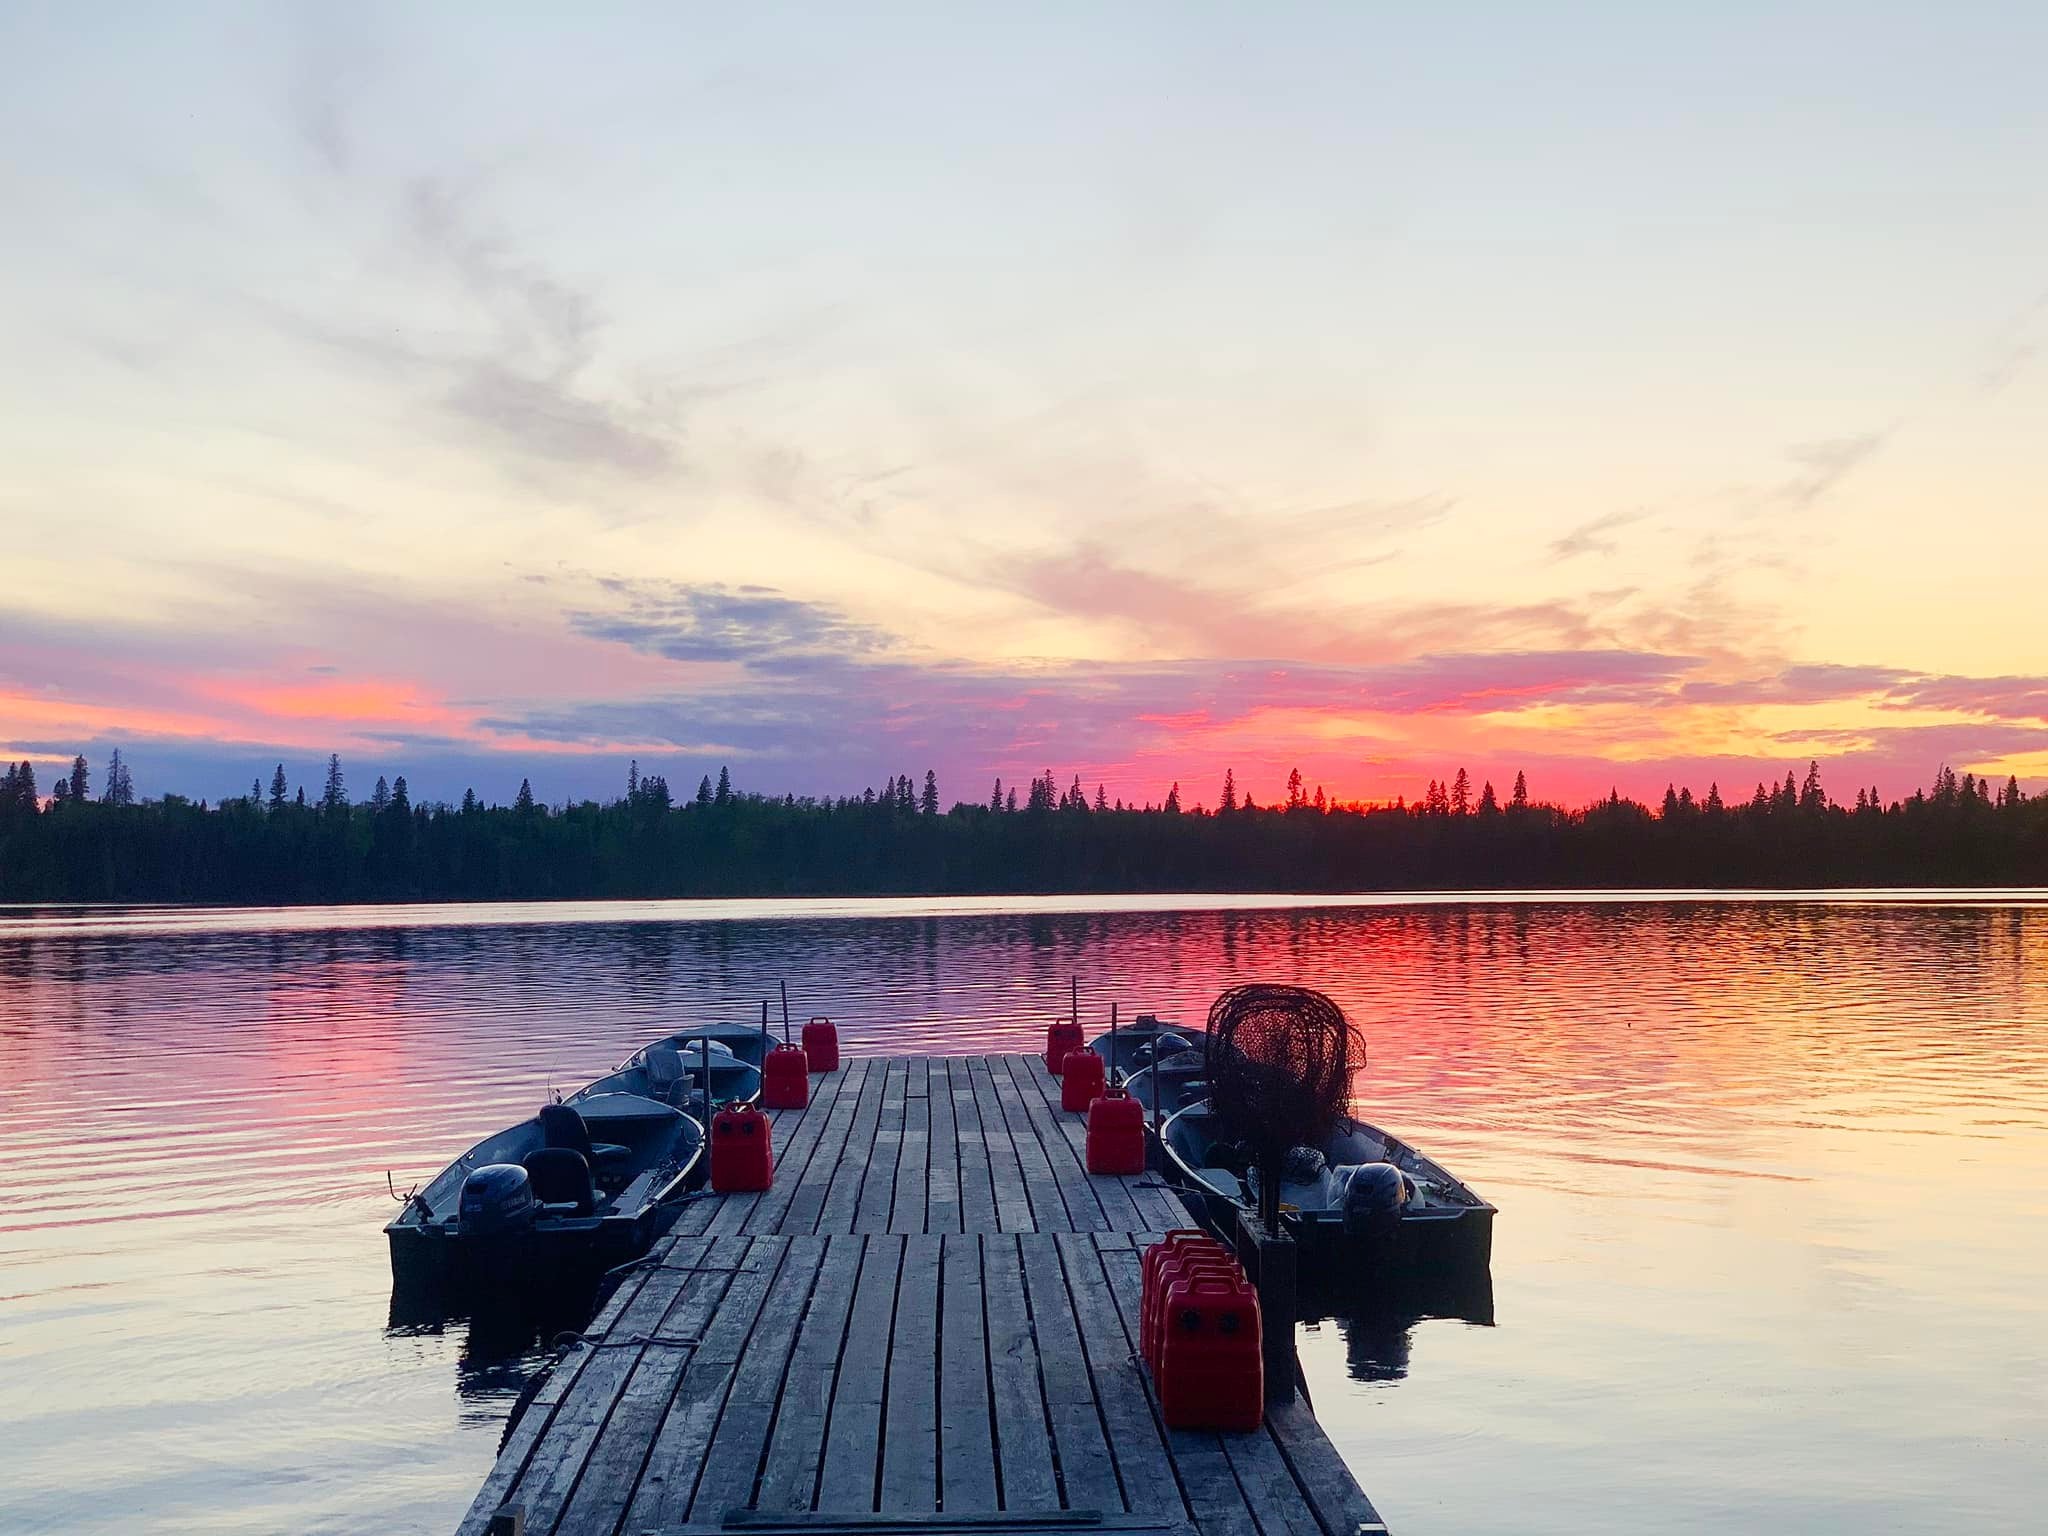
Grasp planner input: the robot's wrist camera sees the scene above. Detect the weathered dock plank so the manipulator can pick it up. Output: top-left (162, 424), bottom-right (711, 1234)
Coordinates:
top-left (456, 1056), bottom-right (1387, 1536)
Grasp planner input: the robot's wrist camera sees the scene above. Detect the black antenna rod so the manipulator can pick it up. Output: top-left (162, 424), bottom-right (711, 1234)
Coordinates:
top-left (1110, 1000), bottom-right (1119, 1085)
top-left (1071, 974), bottom-right (1079, 1027)
top-left (780, 979), bottom-right (792, 1044)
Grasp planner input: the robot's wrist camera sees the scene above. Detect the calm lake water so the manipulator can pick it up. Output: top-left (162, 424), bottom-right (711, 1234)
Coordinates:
top-left (2, 893), bottom-right (2045, 1535)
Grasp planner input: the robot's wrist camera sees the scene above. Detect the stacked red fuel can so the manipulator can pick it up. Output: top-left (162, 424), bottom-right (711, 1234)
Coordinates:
top-left (1140, 1231), bottom-right (1263, 1430)
top-left (801, 1017), bottom-right (840, 1072)
top-left (762, 1040), bottom-right (810, 1108)
top-left (1060, 1047), bottom-right (1106, 1110)
top-left (1084, 1087), bottom-right (1146, 1173)
top-left (1044, 1019), bottom-right (1083, 1074)
top-left (710, 1100), bottom-right (774, 1192)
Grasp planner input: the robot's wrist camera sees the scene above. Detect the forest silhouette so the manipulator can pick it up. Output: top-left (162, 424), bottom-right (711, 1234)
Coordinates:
top-left (2, 752), bottom-right (2042, 903)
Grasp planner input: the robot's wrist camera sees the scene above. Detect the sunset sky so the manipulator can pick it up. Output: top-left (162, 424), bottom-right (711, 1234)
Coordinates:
top-left (5, 5), bottom-right (2046, 810)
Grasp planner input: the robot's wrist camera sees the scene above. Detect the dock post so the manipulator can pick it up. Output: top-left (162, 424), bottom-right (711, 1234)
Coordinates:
top-left (1232, 1206), bottom-right (1298, 1403)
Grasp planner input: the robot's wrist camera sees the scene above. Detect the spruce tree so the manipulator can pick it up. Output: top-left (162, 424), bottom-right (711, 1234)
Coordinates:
top-left (921, 770), bottom-right (939, 816)
top-left (990, 778), bottom-right (1003, 813)
top-left (1164, 782), bottom-right (1182, 815)
top-left (268, 764), bottom-right (289, 810)
top-left (515, 778), bottom-right (535, 813)
top-left (321, 754), bottom-right (346, 812)
top-left (715, 766), bottom-right (732, 805)
top-left (697, 775), bottom-right (714, 807)
top-left (1510, 770), bottom-right (1528, 812)
top-left (1220, 769), bottom-right (1237, 814)
top-left (69, 754), bottom-right (90, 803)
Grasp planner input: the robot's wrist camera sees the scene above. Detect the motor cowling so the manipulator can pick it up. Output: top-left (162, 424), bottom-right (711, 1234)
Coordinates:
top-left (1339, 1161), bottom-right (1408, 1237)
top-left (458, 1163), bottom-right (536, 1235)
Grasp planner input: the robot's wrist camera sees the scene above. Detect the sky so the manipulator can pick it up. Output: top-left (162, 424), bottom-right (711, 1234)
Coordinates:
top-left (4, 3), bottom-right (2047, 811)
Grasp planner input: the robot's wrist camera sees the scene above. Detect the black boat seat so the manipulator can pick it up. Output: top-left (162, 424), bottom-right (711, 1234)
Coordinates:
top-left (644, 1045), bottom-right (686, 1102)
top-left (539, 1103), bottom-right (630, 1169)
top-left (522, 1147), bottom-right (597, 1217)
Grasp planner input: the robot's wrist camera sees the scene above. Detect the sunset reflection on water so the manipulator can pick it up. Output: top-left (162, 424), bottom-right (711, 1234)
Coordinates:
top-left (2, 895), bottom-right (2043, 1534)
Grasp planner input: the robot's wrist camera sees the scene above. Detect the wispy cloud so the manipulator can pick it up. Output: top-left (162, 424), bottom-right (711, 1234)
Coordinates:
top-left (569, 580), bottom-right (895, 663)
top-left (1550, 509), bottom-right (1649, 561)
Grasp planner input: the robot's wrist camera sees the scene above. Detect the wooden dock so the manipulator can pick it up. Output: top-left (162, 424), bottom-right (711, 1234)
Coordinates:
top-left (459, 1055), bottom-right (1389, 1536)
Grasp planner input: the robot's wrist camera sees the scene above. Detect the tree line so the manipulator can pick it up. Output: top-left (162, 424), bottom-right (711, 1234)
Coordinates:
top-left (2, 750), bottom-right (2044, 904)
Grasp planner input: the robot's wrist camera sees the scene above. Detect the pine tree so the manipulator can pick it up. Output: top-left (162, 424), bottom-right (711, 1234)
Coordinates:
top-left (295, 786), bottom-right (306, 807)
top-left (1662, 784), bottom-right (1680, 819)
top-left (69, 755), bottom-right (90, 803)
top-left (17, 761), bottom-right (36, 806)
top-left (1706, 781), bottom-right (1723, 815)
top-left (1069, 774), bottom-right (1087, 812)
top-left (462, 788), bottom-right (478, 814)
top-left (514, 778), bottom-right (535, 813)
top-left (52, 776), bottom-right (71, 806)
top-left (1800, 760), bottom-right (1824, 812)
top-left (1005, 788), bottom-right (1017, 813)
top-left (697, 775), bottom-right (714, 807)
top-left (321, 754), bottom-right (346, 812)
top-left (268, 764), bottom-right (288, 810)
top-left (370, 775), bottom-right (392, 812)
top-left (1094, 784), bottom-right (1108, 813)
top-left (628, 760), bottom-right (639, 798)
top-left (391, 776), bottom-right (410, 813)
top-left (1478, 780), bottom-right (1497, 816)
top-left (1220, 769), bottom-right (1237, 814)
top-left (102, 748), bottom-right (134, 806)
top-left (1287, 768), bottom-right (1304, 810)
top-left (1451, 768), bottom-right (1471, 816)
top-left (990, 778), bottom-right (1003, 813)
top-left (921, 770), bottom-right (940, 816)
top-left (1313, 784), bottom-right (1327, 813)
top-left (1510, 770), bottom-right (1528, 812)
top-left (249, 777), bottom-right (261, 807)
top-left (2004, 775), bottom-right (2023, 809)
top-left (715, 766), bottom-right (732, 805)
top-left (1164, 782), bottom-right (1182, 815)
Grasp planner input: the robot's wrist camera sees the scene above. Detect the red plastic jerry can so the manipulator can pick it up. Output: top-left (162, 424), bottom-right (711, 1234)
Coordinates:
top-left (1060, 1048), bottom-right (1106, 1111)
top-left (1044, 1020), bottom-right (1084, 1074)
top-left (1142, 1232), bottom-right (1230, 1367)
top-left (1157, 1275), bottom-right (1263, 1432)
top-left (762, 1041), bottom-right (810, 1109)
top-left (1085, 1088), bottom-right (1147, 1174)
top-left (801, 1017), bottom-right (840, 1073)
top-left (1147, 1251), bottom-right (1241, 1368)
top-left (710, 1100), bottom-right (773, 1191)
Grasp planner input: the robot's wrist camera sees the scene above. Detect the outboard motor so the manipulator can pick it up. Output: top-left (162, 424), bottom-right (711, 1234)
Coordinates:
top-left (458, 1163), bottom-right (537, 1235)
top-left (1339, 1162), bottom-right (1408, 1239)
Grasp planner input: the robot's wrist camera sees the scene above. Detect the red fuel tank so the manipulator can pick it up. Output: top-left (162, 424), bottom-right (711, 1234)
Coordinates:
top-left (801, 1017), bottom-right (840, 1072)
top-left (1084, 1088), bottom-right (1147, 1173)
top-left (1060, 1048), bottom-right (1106, 1111)
top-left (1142, 1232), bottom-right (1231, 1367)
top-left (762, 1041), bottom-right (810, 1108)
top-left (1147, 1247), bottom-right (1241, 1368)
top-left (710, 1100), bottom-right (773, 1191)
top-left (1044, 1021), bottom-right (1084, 1074)
top-left (1157, 1274), bottom-right (1263, 1432)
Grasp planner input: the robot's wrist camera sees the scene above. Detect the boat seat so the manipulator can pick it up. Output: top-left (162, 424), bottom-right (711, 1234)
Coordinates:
top-left (539, 1103), bottom-right (630, 1169)
top-left (522, 1147), bottom-right (597, 1217)
top-left (644, 1045), bottom-right (686, 1103)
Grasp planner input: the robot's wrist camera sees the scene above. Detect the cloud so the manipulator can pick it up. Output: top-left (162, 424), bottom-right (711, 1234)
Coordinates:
top-left (1550, 509), bottom-right (1649, 561)
top-left (568, 580), bottom-right (895, 663)
top-left (1777, 432), bottom-right (1888, 510)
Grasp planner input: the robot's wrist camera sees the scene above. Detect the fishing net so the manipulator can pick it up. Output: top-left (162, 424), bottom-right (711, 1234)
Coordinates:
top-left (1205, 984), bottom-right (1360, 1228)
